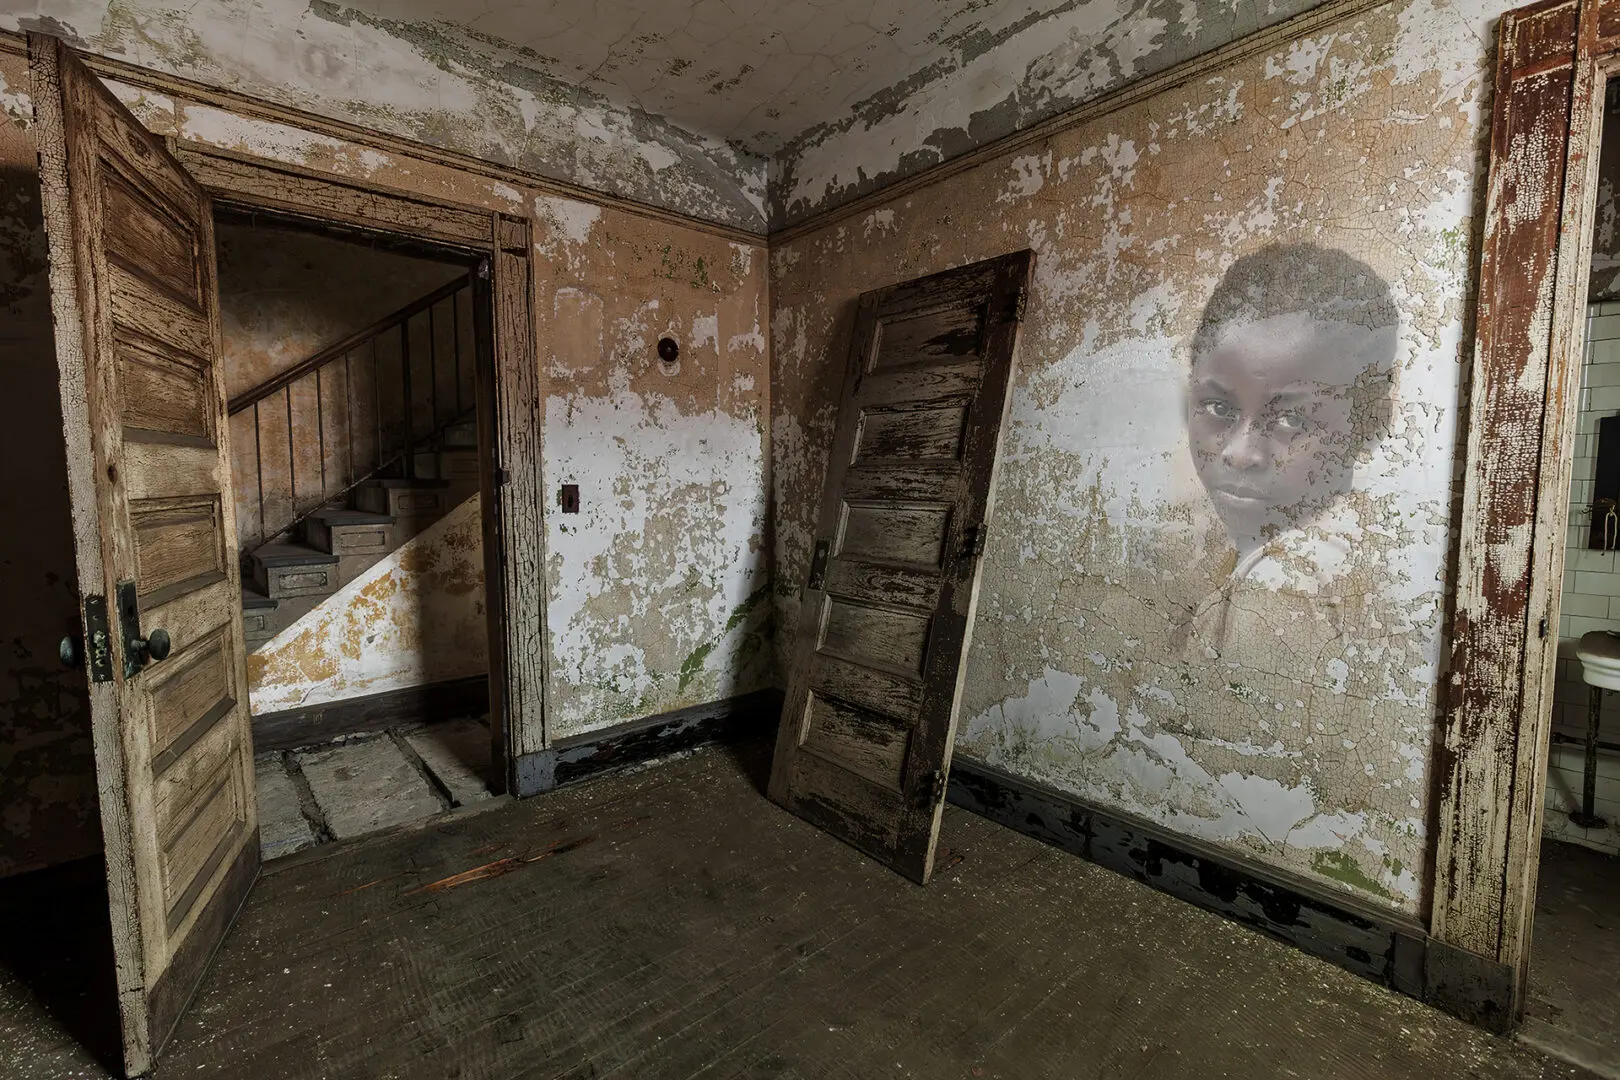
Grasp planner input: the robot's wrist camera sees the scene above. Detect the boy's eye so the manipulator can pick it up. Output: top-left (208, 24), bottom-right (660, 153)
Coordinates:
top-left (1269, 411), bottom-right (1308, 433)
top-left (1200, 399), bottom-right (1236, 421)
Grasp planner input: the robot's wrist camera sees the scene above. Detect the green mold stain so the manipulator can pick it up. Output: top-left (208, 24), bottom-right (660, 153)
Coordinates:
top-left (676, 583), bottom-right (768, 692)
top-left (1311, 850), bottom-right (1395, 901)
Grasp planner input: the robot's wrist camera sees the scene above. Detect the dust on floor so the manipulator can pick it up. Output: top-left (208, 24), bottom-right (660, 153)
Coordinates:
top-left (1522, 839), bottom-right (1620, 1078)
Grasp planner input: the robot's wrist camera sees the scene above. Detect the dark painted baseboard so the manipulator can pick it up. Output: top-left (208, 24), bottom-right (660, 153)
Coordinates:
top-left (513, 689), bottom-right (783, 798)
top-left (946, 756), bottom-right (1514, 1033)
top-left (251, 675), bottom-right (489, 752)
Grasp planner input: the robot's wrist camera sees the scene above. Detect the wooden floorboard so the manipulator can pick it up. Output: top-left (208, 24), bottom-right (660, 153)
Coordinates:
top-left (0, 742), bottom-right (1599, 1079)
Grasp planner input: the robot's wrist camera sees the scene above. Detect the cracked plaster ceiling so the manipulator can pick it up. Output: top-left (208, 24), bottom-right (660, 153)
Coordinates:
top-left (339, 0), bottom-right (1083, 154)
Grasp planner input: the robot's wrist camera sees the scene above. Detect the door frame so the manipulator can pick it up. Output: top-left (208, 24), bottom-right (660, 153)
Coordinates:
top-left (1433, 0), bottom-right (1620, 1025)
top-left (170, 139), bottom-right (548, 794)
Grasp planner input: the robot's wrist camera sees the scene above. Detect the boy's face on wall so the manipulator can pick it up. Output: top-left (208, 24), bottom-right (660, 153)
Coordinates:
top-left (1187, 310), bottom-right (1391, 546)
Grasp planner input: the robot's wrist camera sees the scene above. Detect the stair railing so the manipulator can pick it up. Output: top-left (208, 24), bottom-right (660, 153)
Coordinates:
top-left (228, 272), bottom-right (477, 550)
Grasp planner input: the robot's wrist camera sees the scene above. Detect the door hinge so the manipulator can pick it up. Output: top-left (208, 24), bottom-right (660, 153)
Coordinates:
top-left (961, 523), bottom-right (989, 559)
top-left (83, 594), bottom-right (114, 683)
top-left (807, 538), bottom-right (831, 591)
top-left (1011, 285), bottom-right (1029, 323)
top-left (917, 768), bottom-right (947, 806)
top-left (495, 465), bottom-right (510, 487)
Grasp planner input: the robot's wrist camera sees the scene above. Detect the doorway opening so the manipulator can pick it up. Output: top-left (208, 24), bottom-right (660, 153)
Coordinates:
top-left (1525, 77), bottom-right (1620, 1079)
top-left (214, 210), bottom-right (500, 860)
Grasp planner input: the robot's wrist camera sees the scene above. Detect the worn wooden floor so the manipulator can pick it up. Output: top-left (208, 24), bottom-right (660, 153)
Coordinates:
top-left (0, 743), bottom-right (1598, 1079)
top-left (1522, 839), bottom-right (1620, 1078)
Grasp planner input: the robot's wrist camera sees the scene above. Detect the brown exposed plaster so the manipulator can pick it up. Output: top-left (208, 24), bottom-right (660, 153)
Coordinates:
top-left (769, 0), bottom-right (1495, 917)
top-left (0, 29), bottom-right (764, 246)
top-left (767, 0), bottom-right (1397, 246)
top-left (0, 1), bottom-right (1419, 252)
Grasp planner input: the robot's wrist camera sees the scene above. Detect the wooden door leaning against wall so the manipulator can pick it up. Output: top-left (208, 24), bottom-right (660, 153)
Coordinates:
top-left (769, 250), bottom-right (1033, 885)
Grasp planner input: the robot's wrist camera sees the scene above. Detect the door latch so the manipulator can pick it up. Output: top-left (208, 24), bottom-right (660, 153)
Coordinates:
top-left (116, 580), bottom-right (171, 678)
top-left (75, 594), bottom-right (115, 683)
top-left (917, 768), bottom-right (947, 806)
top-left (807, 538), bottom-right (831, 591)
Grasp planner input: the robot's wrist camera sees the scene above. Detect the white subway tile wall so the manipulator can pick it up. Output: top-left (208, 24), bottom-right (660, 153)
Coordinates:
top-left (1547, 301), bottom-right (1620, 856)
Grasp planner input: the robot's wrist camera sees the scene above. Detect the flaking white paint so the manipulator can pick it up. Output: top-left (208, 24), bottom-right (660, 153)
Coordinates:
top-left (774, 0), bottom-right (1505, 910)
top-left (544, 382), bottom-right (770, 735)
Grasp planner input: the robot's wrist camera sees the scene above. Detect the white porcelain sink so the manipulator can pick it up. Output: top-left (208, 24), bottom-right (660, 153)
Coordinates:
top-left (1577, 630), bottom-right (1620, 689)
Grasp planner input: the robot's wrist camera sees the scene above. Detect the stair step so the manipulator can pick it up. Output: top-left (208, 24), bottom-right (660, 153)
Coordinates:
top-left (243, 593), bottom-right (325, 647)
top-left (254, 543), bottom-right (341, 567)
top-left (242, 588), bottom-right (278, 647)
top-left (412, 448), bottom-right (480, 481)
top-left (252, 543), bottom-right (341, 600)
top-left (357, 479), bottom-right (454, 521)
top-left (306, 508), bottom-right (395, 560)
top-left (242, 588), bottom-right (276, 610)
top-left (308, 508), bottom-right (395, 526)
top-left (442, 418), bottom-right (479, 448)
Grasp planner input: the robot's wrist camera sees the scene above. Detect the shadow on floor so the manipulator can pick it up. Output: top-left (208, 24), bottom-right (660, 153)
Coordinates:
top-left (1523, 839), bottom-right (1620, 1078)
top-left (0, 857), bottom-right (121, 1075)
top-left (714, 734), bottom-right (773, 797)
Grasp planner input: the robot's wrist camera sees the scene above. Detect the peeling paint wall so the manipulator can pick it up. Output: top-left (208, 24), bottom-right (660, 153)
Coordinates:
top-left (770, 0), bottom-right (1501, 914)
top-left (0, 52), bottom-right (98, 879)
top-left (769, 0), bottom-right (1327, 229)
top-left (248, 494), bottom-right (486, 713)
top-left (11, 56), bottom-right (778, 746)
top-left (3, 1), bottom-right (769, 232)
top-left (216, 221), bottom-right (465, 401)
top-left (534, 195), bottom-right (773, 738)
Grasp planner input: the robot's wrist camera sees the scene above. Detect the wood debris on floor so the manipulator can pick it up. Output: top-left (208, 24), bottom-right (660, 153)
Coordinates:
top-left (253, 715), bottom-right (495, 860)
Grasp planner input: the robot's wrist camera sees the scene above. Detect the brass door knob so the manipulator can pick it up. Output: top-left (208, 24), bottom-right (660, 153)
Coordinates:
top-left (59, 634), bottom-right (82, 669)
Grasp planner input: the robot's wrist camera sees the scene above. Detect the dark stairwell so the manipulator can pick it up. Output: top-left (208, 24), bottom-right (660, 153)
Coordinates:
top-left (228, 274), bottom-right (485, 648)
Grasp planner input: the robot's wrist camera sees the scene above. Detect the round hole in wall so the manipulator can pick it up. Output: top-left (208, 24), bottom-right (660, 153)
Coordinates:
top-left (657, 336), bottom-right (681, 377)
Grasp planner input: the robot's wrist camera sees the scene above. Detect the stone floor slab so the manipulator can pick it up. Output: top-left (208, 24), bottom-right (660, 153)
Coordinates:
top-left (403, 717), bottom-right (493, 807)
top-left (252, 751), bottom-right (315, 861)
top-left (293, 736), bottom-right (445, 840)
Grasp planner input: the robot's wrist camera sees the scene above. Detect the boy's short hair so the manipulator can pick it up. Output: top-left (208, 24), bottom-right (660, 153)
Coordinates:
top-left (1191, 242), bottom-right (1399, 449)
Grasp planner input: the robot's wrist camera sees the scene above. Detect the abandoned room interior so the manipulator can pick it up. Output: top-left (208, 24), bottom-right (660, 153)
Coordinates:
top-left (12, 0), bottom-right (1620, 1077)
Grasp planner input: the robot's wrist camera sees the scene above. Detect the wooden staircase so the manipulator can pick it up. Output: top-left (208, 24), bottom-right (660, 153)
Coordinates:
top-left (242, 415), bottom-right (481, 647)
top-left (230, 274), bottom-right (485, 648)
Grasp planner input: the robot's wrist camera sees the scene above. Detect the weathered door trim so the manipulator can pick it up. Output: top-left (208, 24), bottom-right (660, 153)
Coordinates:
top-left (1435, 0), bottom-right (1620, 1024)
top-left (171, 139), bottom-right (546, 794)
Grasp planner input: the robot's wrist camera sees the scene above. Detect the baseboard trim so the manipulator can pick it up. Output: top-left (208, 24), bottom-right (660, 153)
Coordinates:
top-left (250, 675), bottom-right (490, 752)
top-left (947, 756), bottom-right (1515, 1033)
top-left (513, 689), bottom-right (783, 798)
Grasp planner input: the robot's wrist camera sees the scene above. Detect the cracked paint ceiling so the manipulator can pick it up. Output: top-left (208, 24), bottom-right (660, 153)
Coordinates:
top-left (338, 0), bottom-right (1121, 152)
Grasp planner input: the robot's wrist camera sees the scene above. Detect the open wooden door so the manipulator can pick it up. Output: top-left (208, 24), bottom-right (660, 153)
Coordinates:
top-left (768, 250), bottom-right (1033, 884)
top-left (30, 35), bottom-right (258, 1077)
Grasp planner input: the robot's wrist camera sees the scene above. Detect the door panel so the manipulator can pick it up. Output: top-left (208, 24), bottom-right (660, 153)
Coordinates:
top-left (30, 34), bottom-right (258, 1077)
top-left (769, 250), bottom-right (1033, 884)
